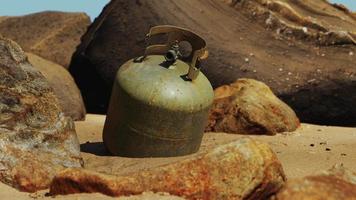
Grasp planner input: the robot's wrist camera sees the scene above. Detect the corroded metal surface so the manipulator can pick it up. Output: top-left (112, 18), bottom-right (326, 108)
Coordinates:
top-left (104, 55), bottom-right (213, 157)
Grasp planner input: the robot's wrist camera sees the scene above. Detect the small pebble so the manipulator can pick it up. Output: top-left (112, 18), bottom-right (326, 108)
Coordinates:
top-left (325, 148), bottom-right (331, 151)
top-left (245, 58), bottom-right (249, 63)
top-left (341, 153), bottom-right (347, 156)
top-left (287, 72), bottom-right (292, 75)
top-left (279, 68), bottom-right (283, 72)
top-left (310, 144), bottom-right (315, 147)
top-left (349, 52), bottom-right (354, 56)
top-left (321, 53), bottom-right (325, 57)
top-left (302, 27), bottom-right (308, 33)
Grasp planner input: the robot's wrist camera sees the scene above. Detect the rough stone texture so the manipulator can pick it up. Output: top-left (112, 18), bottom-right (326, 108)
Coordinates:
top-left (0, 17), bottom-right (8, 23)
top-left (206, 79), bottom-right (300, 135)
top-left (69, 0), bottom-right (356, 126)
top-left (0, 11), bottom-right (90, 68)
top-left (26, 53), bottom-right (86, 121)
top-left (271, 166), bottom-right (356, 200)
top-left (118, 192), bottom-right (184, 200)
top-left (0, 37), bottom-right (83, 192)
top-left (50, 138), bottom-right (286, 199)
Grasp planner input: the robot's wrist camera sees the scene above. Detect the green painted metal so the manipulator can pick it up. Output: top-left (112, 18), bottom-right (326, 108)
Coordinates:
top-left (103, 26), bottom-right (214, 157)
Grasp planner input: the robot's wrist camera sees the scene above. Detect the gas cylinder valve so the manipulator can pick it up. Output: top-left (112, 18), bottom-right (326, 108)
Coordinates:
top-left (165, 41), bottom-right (181, 62)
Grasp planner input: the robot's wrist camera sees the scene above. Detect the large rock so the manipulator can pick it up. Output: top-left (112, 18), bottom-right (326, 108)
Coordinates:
top-left (0, 37), bottom-right (83, 192)
top-left (271, 166), bottom-right (356, 200)
top-left (0, 11), bottom-right (90, 68)
top-left (205, 79), bottom-right (299, 135)
top-left (49, 138), bottom-right (286, 199)
top-left (69, 0), bottom-right (356, 126)
top-left (26, 53), bottom-right (86, 121)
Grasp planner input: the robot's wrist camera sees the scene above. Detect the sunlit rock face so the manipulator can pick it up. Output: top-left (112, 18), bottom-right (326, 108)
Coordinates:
top-left (0, 37), bottom-right (83, 192)
top-left (206, 78), bottom-right (300, 135)
top-left (0, 11), bottom-right (90, 68)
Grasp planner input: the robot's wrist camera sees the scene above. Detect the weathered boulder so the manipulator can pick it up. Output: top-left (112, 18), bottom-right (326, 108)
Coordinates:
top-left (205, 79), bottom-right (299, 135)
top-left (0, 11), bottom-right (90, 68)
top-left (69, 0), bottom-right (356, 126)
top-left (50, 138), bottom-right (285, 199)
top-left (26, 53), bottom-right (86, 121)
top-left (0, 37), bottom-right (83, 192)
top-left (271, 166), bottom-right (356, 200)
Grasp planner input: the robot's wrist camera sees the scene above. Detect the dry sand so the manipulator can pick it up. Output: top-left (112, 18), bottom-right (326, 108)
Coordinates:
top-left (1, 114), bottom-right (355, 199)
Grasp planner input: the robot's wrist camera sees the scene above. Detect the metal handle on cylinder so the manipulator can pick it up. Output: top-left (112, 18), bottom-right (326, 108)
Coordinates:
top-left (143, 25), bottom-right (208, 80)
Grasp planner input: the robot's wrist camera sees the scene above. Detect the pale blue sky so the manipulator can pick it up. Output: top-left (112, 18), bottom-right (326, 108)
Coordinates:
top-left (0, 0), bottom-right (354, 21)
top-left (332, 0), bottom-right (356, 10)
top-left (0, 0), bottom-right (109, 20)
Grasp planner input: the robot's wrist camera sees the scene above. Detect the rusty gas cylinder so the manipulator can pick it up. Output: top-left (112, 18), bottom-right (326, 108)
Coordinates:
top-left (103, 25), bottom-right (214, 157)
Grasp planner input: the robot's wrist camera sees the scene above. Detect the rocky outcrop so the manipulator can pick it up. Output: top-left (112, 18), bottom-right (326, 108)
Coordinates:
top-left (27, 53), bottom-right (86, 121)
top-left (271, 166), bottom-right (356, 200)
top-left (229, 0), bottom-right (356, 45)
top-left (0, 11), bottom-right (90, 68)
top-left (50, 138), bottom-right (285, 199)
top-left (205, 79), bottom-right (299, 135)
top-left (69, 0), bottom-right (356, 126)
top-left (0, 37), bottom-right (83, 192)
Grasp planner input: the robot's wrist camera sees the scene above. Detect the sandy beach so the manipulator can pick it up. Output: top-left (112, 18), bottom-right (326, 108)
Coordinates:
top-left (1, 114), bottom-right (354, 199)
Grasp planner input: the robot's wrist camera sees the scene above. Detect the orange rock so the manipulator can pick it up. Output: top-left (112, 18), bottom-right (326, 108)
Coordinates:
top-left (50, 138), bottom-right (285, 199)
top-left (272, 166), bottom-right (356, 200)
top-left (206, 79), bottom-right (300, 135)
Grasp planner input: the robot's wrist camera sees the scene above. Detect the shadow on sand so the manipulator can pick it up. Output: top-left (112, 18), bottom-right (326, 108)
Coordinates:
top-left (80, 142), bottom-right (111, 156)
